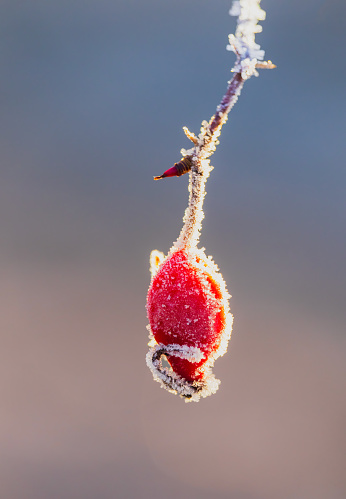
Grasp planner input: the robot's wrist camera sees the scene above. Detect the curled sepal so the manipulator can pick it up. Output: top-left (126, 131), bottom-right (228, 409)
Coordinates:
top-left (146, 342), bottom-right (220, 402)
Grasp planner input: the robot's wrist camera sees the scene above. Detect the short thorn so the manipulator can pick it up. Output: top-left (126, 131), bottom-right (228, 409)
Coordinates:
top-left (256, 60), bottom-right (276, 69)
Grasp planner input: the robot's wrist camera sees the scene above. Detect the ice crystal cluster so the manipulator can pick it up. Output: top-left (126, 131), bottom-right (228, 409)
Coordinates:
top-left (146, 0), bottom-right (273, 402)
top-left (228, 0), bottom-right (266, 78)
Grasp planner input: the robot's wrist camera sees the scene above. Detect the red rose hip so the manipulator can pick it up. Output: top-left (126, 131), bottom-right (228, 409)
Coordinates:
top-left (146, 246), bottom-right (233, 401)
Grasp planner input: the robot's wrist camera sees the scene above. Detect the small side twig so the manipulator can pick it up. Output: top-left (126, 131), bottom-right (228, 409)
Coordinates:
top-left (183, 126), bottom-right (198, 145)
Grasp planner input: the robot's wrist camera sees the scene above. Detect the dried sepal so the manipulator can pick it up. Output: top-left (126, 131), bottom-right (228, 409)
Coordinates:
top-left (146, 342), bottom-right (220, 402)
top-left (154, 157), bottom-right (192, 180)
top-left (150, 250), bottom-right (165, 277)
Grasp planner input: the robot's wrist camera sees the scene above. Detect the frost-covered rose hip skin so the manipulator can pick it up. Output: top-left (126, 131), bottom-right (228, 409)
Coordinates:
top-left (147, 248), bottom-right (231, 383)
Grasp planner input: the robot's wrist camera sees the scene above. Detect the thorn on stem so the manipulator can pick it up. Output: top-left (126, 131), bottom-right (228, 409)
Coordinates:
top-left (256, 60), bottom-right (276, 69)
top-left (154, 157), bottom-right (192, 180)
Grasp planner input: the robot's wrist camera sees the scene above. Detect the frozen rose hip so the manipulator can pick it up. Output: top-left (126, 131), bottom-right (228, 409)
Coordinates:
top-left (146, 247), bottom-right (233, 401)
top-left (148, 250), bottom-right (223, 380)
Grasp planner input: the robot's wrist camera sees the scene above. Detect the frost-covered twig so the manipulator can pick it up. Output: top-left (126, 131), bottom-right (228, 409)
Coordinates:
top-left (168, 0), bottom-right (274, 249)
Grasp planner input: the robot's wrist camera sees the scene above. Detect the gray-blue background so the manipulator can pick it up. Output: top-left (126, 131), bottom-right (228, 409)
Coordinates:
top-left (0, 0), bottom-right (345, 498)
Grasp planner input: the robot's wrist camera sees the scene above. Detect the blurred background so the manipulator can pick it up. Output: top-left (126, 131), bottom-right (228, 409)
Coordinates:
top-left (0, 0), bottom-right (345, 498)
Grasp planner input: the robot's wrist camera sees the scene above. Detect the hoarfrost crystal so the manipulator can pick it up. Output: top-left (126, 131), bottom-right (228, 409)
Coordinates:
top-left (227, 0), bottom-right (266, 77)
